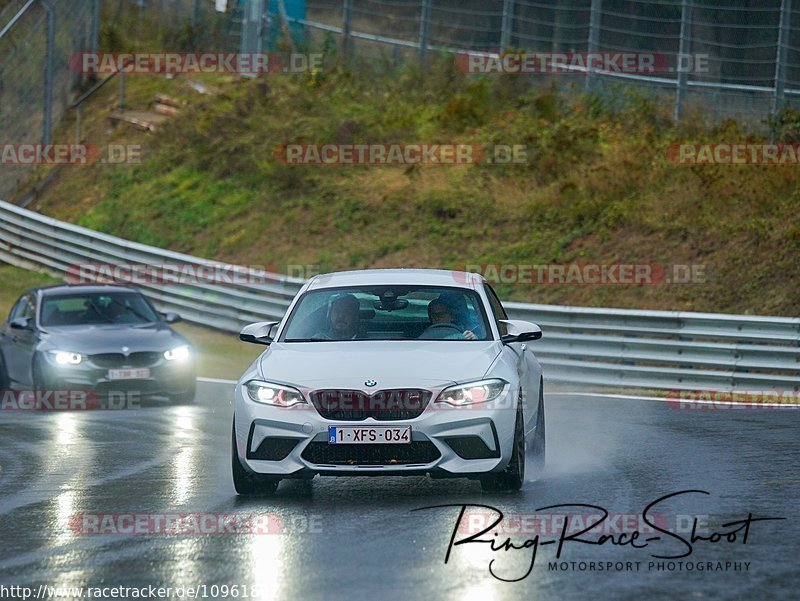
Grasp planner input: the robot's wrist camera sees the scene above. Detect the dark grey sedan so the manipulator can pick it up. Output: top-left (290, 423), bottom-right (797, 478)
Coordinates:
top-left (0, 284), bottom-right (196, 404)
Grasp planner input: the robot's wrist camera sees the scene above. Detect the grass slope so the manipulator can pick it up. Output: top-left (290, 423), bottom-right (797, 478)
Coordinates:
top-left (18, 53), bottom-right (800, 316)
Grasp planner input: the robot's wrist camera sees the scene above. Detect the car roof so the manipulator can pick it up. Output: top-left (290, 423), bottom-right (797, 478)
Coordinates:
top-left (34, 284), bottom-right (142, 297)
top-left (305, 268), bottom-right (484, 291)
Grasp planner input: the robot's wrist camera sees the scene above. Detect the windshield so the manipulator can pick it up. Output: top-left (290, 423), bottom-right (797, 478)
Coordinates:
top-left (40, 292), bottom-right (160, 326)
top-left (280, 285), bottom-right (491, 342)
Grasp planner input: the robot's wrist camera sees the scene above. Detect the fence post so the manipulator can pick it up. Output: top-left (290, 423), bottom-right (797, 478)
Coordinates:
top-left (586, 0), bottom-right (601, 91)
top-left (91, 0), bottom-right (100, 53)
top-left (40, 0), bottom-right (54, 146)
top-left (771, 0), bottom-right (792, 139)
top-left (342, 0), bottom-right (353, 56)
top-left (418, 0), bottom-right (431, 68)
top-left (75, 104), bottom-right (82, 144)
top-left (674, 0), bottom-right (691, 122)
top-left (500, 0), bottom-right (514, 52)
top-left (193, 0), bottom-right (202, 26)
top-left (241, 0), bottom-right (265, 53)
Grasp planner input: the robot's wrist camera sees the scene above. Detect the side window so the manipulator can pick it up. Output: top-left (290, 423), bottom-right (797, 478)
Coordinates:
top-left (484, 285), bottom-right (508, 336)
top-left (8, 295), bottom-right (31, 322)
top-left (22, 295), bottom-right (35, 319)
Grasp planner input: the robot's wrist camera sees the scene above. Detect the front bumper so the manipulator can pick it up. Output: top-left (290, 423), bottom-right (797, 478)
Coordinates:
top-left (38, 354), bottom-right (196, 397)
top-left (234, 384), bottom-right (519, 478)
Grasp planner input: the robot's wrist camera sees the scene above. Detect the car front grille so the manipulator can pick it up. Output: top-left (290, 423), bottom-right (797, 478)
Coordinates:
top-left (90, 352), bottom-right (161, 368)
top-left (301, 441), bottom-right (441, 466)
top-left (309, 388), bottom-right (432, 421)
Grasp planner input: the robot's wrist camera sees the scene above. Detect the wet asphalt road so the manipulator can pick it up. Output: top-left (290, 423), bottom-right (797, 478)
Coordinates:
top-left (0, 382), bottom-right (798, 601)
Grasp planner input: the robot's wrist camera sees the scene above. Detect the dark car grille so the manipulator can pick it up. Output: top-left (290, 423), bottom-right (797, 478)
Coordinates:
top-left (90, 352), bottom-right (161, 369)
top-left (301, 441), bottom-right (440, 466)
top-left (309, 388), bottom-right (432, 421)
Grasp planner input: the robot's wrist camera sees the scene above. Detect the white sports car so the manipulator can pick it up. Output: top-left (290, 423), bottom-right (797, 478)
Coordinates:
top-left (232, 269), bottom-right (545, 494)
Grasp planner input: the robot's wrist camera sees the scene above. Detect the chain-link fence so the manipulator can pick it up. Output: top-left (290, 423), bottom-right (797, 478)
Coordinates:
top-left (0, 0), bottom-right (98, 197)
top-left (4, 0), bottom-right (798, 201)
top-left (102, 0), bottom-right (245, 52)
top-left (0, 0), bottom-right (244, 199)
top-left (245, 0), bottom-right (800, 128)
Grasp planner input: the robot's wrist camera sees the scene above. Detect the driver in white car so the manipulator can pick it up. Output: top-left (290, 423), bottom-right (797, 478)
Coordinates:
top-left (317, 294), bottom-right (363, 340)
top-left (421, 298), bottom-right (477, 340)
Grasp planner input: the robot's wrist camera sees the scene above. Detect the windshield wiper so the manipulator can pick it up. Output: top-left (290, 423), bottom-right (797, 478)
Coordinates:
top-left (86, 299), bottom-right (114, 323)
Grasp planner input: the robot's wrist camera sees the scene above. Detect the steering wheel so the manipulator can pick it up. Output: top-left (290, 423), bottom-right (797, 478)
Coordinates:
top-left (426, 323), bottom-right (464, 334)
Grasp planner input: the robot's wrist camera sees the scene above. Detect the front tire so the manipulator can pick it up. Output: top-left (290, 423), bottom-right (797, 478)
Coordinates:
top-left (31, 355), bottom-right (50, 390)
top-left (0, 351), bottom-right (9, 390)
top-left (481, 395), bottom-right (525, 492)
top-left (232, 420), bottom-right (280, 496)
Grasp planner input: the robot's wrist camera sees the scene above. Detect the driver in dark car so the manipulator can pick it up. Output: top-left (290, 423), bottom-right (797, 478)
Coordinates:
top-left (421, 298), bottom-right (477, 340)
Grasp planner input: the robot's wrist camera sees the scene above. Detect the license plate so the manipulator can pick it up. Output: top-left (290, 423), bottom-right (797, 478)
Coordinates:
top-left (107, 368), bottom-right (150, 380)
top-left (328, 426), bottom-right (411, 445)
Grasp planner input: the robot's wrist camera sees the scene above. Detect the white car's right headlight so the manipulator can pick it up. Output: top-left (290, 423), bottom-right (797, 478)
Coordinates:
top-left (245, 380), bottom-right (306, 407)
top-left (436, 379), bottom-right (508, 406)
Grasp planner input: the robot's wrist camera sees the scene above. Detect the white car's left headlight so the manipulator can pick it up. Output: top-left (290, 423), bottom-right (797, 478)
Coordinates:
top-left (164, 345), bottom-right (191, 362)
top-left (245, 380), bottom-right (306, 407)
top-left (436, 378), bottom-right (508, 406)
top-left (51, 351), bottom-right (83, 366)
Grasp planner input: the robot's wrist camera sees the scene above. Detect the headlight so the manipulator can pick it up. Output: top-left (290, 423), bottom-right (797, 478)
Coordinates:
top-left (51, 351), bottom-right (83, 366)
top-left (164, 345), bottom-right (191, 361)
top-left (245, 380), bottom-right (306, 407)
top-left (436, 379), bottom-right (508, 406)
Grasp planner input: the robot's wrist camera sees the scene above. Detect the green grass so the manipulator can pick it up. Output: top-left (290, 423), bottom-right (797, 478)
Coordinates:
top-left (0, 265), bottom-right (59, 312)
top-left (0, 264), bottom-right (259, 380)
top-left (18, 49), bottom-right (800, 316)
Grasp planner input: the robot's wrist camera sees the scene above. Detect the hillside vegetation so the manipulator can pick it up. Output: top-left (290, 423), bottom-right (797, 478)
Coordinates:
top-left (17, 51), bottom-right (800, 316)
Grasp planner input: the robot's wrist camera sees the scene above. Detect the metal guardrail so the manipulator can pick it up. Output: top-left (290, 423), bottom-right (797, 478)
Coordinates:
top-left (1, 200), bottom-right (798, 393)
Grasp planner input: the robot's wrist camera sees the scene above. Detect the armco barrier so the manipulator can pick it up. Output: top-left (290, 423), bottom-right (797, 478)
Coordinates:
top-left (1, 200), bottom-right (798, 392)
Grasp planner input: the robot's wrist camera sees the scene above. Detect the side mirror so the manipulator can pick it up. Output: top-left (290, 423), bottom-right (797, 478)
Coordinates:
top-left (240, 321), bottom-right (279, 345)
top-left (162, 312), bottom-right (182, 324)
top-left (500, 320), bottom-right (542, 344)
top-left (9, 316), bottom-right (33, 330)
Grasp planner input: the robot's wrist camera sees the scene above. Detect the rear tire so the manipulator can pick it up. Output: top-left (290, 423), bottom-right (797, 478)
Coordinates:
top-left (530, 381), bottom-right (546, 474)
top-left (481, 395), bottom-right (525, 492)
top-left (232, 420), bottom-right (280, 496)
